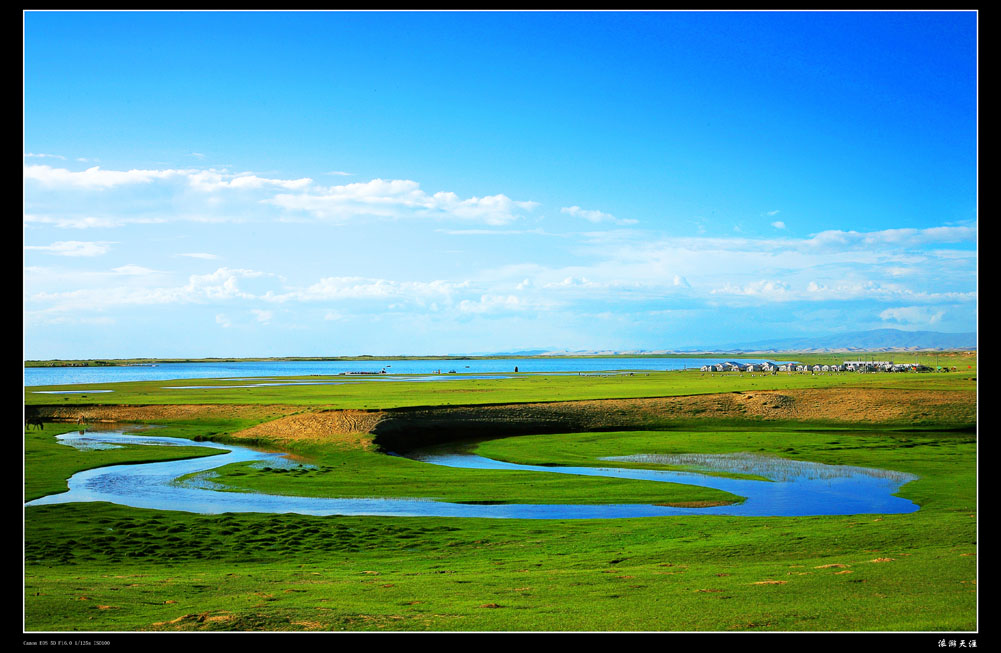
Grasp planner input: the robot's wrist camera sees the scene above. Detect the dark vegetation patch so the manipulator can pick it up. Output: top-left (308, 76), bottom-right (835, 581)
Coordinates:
top-left (25, 505), bottom-right (463, 566)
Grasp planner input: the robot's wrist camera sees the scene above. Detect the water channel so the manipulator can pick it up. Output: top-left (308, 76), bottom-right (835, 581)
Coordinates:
top-left (25, 428), bottom-right (920, 519)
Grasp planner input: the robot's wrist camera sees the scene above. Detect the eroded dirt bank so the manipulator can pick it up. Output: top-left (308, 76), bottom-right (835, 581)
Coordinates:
top-left (367, 388), bottom-right (976, 451)
top-left (32, 388), bottom-right (976, 452)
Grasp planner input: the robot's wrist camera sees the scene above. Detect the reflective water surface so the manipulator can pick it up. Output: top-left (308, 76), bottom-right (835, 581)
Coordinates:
top-left (25, 430), bottom-right (919, 519)
top-left (24, 357), bottom-right (796, 387)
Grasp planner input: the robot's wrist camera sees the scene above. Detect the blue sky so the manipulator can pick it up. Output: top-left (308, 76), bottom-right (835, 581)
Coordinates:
top-left (23, 10), bottom-right (978, 358)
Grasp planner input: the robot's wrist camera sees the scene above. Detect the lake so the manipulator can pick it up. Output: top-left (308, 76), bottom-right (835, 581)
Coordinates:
top-left (24, 357), bottom-right (793, 387)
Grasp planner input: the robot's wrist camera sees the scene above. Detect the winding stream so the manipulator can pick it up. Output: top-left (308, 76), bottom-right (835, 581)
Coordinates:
top-left (24, 430), bottom-right (920, 519)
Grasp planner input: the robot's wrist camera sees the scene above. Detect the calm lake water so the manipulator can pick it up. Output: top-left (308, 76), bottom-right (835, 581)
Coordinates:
top-left (24, 357), bottom-right (793, 387)
top-left (25, 430), bottom-right (919, 519)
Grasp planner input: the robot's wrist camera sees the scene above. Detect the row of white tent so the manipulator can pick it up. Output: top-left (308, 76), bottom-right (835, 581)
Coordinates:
top-left (699, 361), bottom-right (932, 373)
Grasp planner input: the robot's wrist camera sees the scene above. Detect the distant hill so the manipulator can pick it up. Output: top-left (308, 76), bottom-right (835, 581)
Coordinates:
top-left (494, 329), bottom-right (976, 356)
top-left (486, 349), bottom-right (553, 356)
top-left (694, 329), bottom-right (976, 353)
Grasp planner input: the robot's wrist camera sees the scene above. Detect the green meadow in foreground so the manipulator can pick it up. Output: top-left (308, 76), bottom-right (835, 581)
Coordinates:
top-left (23, 370), bottom-right (977, 632)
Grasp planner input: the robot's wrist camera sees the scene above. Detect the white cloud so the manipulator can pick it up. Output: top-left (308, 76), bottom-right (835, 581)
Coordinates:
top-left (879, 306), bottom-right (946, 325)
top-left (24, 164), bottom-right (188, 188)
top-left (24, 152), bottom-right (67, 160)
top-left (27, 267), bottom-right (276, 314)
top-left (561, 205), bottom-right (638, 226)
top-left (182, 267), bottom-right (270, 301)
top-left (111, 265), bottom-right (157, 276)
top-left (437, 228), bottom-right (551, 236)
top-left (711, 280), bottom-right (791, 299)
top-left (251, 309), bottom-right (273, 324)
top-left (457, 294), bottom-right (538, 314)
top-left (185, 169), bottom-right (313, 192)
top-left (216, 314), bottom-right (232, 328)
top-left (804, 226), bottom-right (976, 250)
top-left (23, 164), bottom-right (312, 195)
top-left (543, 276), bottom-right (602, 289)
top-left (267, 178), bottom-right (538, 225)
top-left (24, 312), bottom-right (116, 327)
top-left (25, 241), bottom-right (114, 257)
top-left (20, 159), bottom-right (976, 333)
top-left (24, 214), bottom-right (168, 229)
top-left (805, 279), bottom-right (975, 304)
top-left (266, 276), bottom-right (469, 303)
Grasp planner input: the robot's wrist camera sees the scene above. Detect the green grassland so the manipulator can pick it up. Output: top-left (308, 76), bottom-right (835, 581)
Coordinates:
top-left (25, 364), bottom-right (977, 410)
top-left (23, 368), bottom-right (977, 632)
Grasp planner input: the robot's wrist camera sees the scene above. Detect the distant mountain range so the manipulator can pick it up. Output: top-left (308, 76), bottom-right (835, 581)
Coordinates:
top-left (491, 329), bottom-right (977, 356)
top-left (681, 329), bottom-right (977, 353)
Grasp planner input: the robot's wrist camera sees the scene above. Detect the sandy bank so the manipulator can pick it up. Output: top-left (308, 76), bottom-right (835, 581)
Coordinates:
top-left (31, 388), bottom-right (976, 452)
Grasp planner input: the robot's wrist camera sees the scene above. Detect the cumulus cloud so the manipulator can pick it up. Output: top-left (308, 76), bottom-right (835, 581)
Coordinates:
top-left (879, 306), bottom-right (946, 325)
top-left (181, 267), bottom-right (270, 301)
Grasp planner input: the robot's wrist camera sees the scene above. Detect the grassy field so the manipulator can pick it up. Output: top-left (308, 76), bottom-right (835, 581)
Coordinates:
top-left (23, 366), bottom-right (977, 633)
top-left (25, 363), bottom-right (977, 409)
